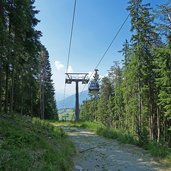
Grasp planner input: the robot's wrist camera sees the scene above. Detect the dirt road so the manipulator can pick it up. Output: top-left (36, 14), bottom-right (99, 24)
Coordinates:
top-left (61, 126), bottom-right (169, 171)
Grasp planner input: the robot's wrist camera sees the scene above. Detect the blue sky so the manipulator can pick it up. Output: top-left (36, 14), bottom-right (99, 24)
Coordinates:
top-left (34, 0), bottom-right (165, 101)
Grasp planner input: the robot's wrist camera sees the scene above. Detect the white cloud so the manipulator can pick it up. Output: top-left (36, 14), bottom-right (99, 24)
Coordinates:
top-left (52, 63), bottom-right (75, 97)
top-left (67, 65), bottom-right (73, 73)
top-left (55, 61), bottom-right (64, 71)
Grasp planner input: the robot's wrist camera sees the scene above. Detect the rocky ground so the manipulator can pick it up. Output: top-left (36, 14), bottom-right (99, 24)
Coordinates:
top-left (60, 126), bottom-right (170, 171)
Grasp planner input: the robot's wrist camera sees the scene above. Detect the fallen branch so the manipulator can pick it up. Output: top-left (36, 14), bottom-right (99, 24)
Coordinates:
top-left (79, 142), bottom-right (111, 153)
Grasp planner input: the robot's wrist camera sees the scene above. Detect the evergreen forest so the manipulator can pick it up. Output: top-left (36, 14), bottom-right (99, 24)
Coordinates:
top-left (0, 0), bottom-right (58, 119)
top-left (80, 1), bottom-right (171, 147)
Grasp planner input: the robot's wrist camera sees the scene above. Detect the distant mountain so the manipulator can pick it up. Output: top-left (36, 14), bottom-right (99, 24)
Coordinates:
top-left (55, 92), bottom-right (64, 102)
top-left (57, 90), bottom-right (90, 109)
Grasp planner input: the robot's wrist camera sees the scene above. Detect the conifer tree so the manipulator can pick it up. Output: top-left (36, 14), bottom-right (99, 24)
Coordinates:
top-left (96, 77), bottom-right (112, 127)
top-left (127, 0), bottom-right (160, 143)
top-left (39, 45), bottom-right (58, 119)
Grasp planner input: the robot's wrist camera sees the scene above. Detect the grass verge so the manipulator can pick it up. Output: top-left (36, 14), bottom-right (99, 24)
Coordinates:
top-left (96, 127), bottom-right (138, 145)
top-left (50, 120), bottom-right (103, 132)
top-left (72, 121), bottom-right (103, 132)
top-left (0, 114), bottom-right (75, 171)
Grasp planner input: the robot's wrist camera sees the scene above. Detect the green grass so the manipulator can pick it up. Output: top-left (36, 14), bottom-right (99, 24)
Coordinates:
top-left (72, 121), bottom-right (103, 132)
top-left (0, 114), bottom-right (75, 171)
top-left (146, 141), bottom-right (171, 158)
top-left (96, 127), bottom-right (138, 145)
top-left (51, 120), bottom-right (103, 132)
top-left (144, 141), bottom-right (171, 168)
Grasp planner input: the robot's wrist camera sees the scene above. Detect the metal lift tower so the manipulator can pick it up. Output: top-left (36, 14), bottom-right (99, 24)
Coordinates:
top-left (65, 73), bottom-right (89, 121)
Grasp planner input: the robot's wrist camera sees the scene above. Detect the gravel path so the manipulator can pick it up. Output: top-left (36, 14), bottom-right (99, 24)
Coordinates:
top-left (60, 126), bottom-right (169, 171)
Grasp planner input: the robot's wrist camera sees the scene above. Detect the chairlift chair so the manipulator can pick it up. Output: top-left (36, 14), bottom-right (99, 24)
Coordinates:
top-left (88, 81), bottom-right (99, 93)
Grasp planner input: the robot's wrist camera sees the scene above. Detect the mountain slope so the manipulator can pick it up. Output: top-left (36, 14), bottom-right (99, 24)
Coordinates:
top-left (57, 90), bottom-right (90, 109)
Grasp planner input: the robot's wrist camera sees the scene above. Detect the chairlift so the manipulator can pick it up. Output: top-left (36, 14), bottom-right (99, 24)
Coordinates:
top-left (88, 69), bottom-right (100, 94)
top-left (88, 81), bottom-right (99, 93)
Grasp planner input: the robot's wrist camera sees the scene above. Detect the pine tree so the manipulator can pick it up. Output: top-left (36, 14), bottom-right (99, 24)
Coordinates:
top-left (155, 2), bottom-right (171, 38)
top-left (153, 45), bottom-right (171, 143)
top-left (127, 0), bottom-right (160, 143)
top-left (108, 63), bottom-right (124, 129)
top-left (96, 77), bottom-right (112, 127)
top-left (80, 99), bottom-right (97, 121)
top-left (152, 1), bottom-right (171, 143)
top-left (39, 45), bottom-right (58, 119)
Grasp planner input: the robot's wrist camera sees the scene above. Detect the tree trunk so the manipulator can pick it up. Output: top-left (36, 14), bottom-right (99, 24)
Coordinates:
top-left (138, 77), bottom-right (142, 139)
top-left (157, 106), bottom-right (160, 142)
top-left (20, 77), bottom-right (24, 115)
top-left (4, 63), bottom-right (9, 114)
top-left (30, 85), bottom-right (33, 116)
top-left (0, 61), bottom-right (2, 113)
top-left (10, 63), bottom-right (14, 114)
top-left (151, 113), bottom-right (154, 140)
top-left (40, 78), bottom-right (45, 119)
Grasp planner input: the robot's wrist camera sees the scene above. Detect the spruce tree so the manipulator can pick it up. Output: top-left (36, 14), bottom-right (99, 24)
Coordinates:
top-left (39, 45), bottom-right (58, 119)
top-left (96, 77), bottom-right (112, 127)
top-left (127, 0), bottom-right (160, 143)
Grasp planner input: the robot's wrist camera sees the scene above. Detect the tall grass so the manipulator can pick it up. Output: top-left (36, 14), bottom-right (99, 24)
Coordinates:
top-left (146, 141), bottom-right (171, 158)
top-left (0, 114), bottom-right (75, 171)
top-left (96, 127), bottom-right (138, 145)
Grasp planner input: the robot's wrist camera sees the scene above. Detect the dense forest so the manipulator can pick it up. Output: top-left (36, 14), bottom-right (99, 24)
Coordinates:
top-left (0, 0), bottom-right (58, 119)
top-left (81, 1), bottom-right (171, 146)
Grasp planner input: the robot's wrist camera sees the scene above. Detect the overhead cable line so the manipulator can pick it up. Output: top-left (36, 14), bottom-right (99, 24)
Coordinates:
top-left (66, 0), bottom-right (77, 72)
top-left (62, 0), bottom-right (77, 110)
top-left (81, 13), bottom-right (130, 93)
